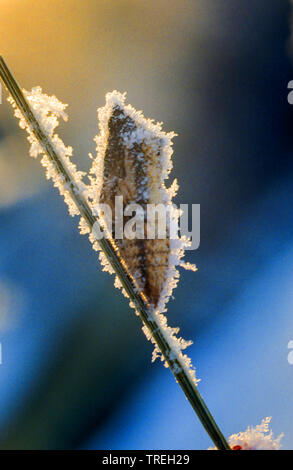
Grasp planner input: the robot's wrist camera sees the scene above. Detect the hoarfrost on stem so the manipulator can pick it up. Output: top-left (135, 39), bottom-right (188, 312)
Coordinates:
top-left (8, 87), bottom-right (86, 217)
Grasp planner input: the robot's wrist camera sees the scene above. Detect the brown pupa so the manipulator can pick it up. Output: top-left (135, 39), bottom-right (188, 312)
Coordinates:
top-left (99, 104), bottom-right (170, 307)
top-left (90, 91), bottom-right (194, 312)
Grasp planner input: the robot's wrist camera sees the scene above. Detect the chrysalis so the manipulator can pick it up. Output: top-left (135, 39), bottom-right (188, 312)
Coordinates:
top-left (9, 85), bottom-right (197, 376)
top-left (90, 91), bottom-right (196, 313)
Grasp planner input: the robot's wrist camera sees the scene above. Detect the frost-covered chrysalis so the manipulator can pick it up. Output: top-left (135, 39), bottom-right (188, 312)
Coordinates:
top-left (89, 91), bottom-right (196, 314)
top-left (9, 87), bottom-right (197, 371)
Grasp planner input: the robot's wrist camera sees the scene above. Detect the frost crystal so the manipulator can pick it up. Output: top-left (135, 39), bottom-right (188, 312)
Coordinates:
top-left (209, 418), bottom-right (283, 450)
top-left (8, 87), bottom-right (85, 217)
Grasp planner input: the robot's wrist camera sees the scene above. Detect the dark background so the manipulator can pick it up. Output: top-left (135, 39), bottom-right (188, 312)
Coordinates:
top-left (0, 0), bottom-right (292, 449)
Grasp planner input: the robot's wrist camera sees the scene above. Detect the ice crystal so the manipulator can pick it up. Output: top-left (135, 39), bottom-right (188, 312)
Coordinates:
top-left (8, 87), bottom-right (86, 217)
top-left (209, 418), bottom-right (283, 450)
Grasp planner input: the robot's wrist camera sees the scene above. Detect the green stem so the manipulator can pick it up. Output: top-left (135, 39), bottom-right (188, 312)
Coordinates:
top-left (0, 55), bottom-right (231, 450)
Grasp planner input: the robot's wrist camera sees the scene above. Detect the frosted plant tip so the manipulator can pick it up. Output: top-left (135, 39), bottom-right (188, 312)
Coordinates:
top-left (209, 418), bottom-right (283, 450)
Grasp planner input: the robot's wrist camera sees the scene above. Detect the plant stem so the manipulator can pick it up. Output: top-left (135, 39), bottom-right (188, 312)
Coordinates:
top-left (0, 55), bottom-right (231, 450)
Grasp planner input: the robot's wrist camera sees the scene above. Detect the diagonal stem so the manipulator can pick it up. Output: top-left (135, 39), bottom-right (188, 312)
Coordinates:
top-left (0, 55), bottom-right (231, 450)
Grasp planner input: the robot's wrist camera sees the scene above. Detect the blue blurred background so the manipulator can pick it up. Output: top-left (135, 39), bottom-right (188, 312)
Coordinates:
top-left (0, 0), bottom-right (293, 449)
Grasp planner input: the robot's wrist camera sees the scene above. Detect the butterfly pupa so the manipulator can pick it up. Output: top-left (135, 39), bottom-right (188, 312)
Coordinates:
top-left (90, 91), bottom-right (195, 312)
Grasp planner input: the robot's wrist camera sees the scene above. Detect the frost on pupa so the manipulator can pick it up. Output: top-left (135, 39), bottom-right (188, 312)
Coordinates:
top-left (8, 87), bottom-right (86, 217)
top-left (89, 91), bottom-right (196, 311)
top-left (209, 418), bottom-right (283, 450)
top-left (89, 91), bottom-right (198, 383)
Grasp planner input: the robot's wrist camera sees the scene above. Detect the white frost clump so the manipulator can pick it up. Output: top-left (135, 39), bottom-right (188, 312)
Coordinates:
top-left (209, 418), bottom-right (283, 450)
top-left (8, 87), bottom-right (86, 217)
